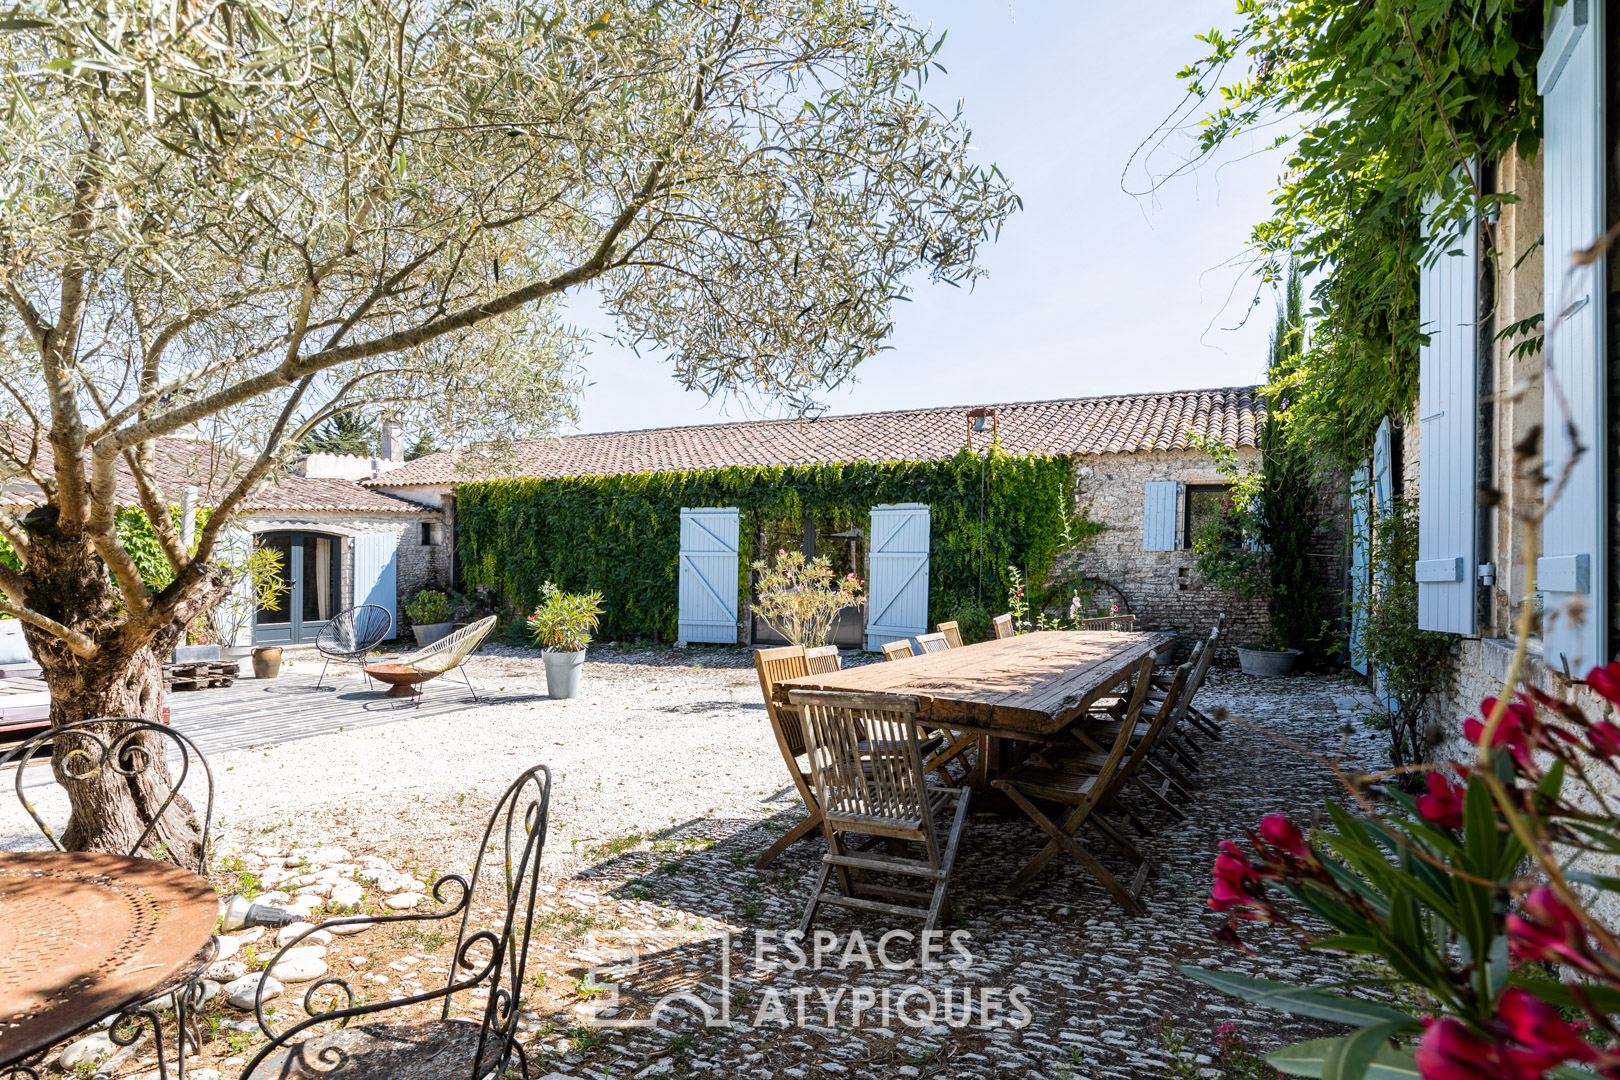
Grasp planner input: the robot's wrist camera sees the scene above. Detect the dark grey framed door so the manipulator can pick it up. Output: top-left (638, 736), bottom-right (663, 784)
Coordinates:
top-left (253, 532), bottom-right (341, 646)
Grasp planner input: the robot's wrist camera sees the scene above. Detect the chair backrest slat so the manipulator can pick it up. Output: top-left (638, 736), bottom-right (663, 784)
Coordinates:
top-left (804, 645), bottom-right (842, 674)
top-left (991, 613), bottom-right (1014, 639)
top-left (936, 621), bottom-right (963, 649)
top-left (1108, 658), bottom-right (1195, 801)
top-left (914, 632), bottom-right (951, 654)
top-left (790, 690), bottom-right (929, 830)
top-left (1079, 614), bottom-right (1137, 632)
top-left (881, 640), bottom-right (914, 661)
top-left (755, 645), bottom-right (811, 758)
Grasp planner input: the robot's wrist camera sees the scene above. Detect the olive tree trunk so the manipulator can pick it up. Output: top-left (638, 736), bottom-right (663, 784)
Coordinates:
top-left (22, 518), bottom-right (227, 866)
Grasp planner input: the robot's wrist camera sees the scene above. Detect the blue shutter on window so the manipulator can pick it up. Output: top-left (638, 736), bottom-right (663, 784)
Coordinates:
top-left (1538, 0), bottom-right (1607, 671)
top-left (1142, 481), bottom-right (1178, 552)
top-left (1372, 420), bottom-right (1392, 512)
top-left (1350, 464), bottom-right (1371, 675)
top-left (1415, 192), bottom-right (1478, 635)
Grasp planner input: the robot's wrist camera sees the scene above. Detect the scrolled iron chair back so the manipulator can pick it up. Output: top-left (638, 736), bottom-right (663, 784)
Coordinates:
top-left (0, 718), bottom-right (214, 874)
top-left (243, 764), bottom-right (553, 1080)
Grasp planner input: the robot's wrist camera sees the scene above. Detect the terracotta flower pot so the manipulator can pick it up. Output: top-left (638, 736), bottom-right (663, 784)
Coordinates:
top-left (251, 646), bottom-right (283, 680)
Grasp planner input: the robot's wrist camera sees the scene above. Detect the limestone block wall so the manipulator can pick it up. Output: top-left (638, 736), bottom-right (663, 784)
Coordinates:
top-left (1056, 449), bottom-right (1269, 661)
top-left (237, 509), bottom-right (448, 617)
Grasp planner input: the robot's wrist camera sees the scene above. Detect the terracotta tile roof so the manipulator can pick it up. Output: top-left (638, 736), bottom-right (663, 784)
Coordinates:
top-left (372, 386), bottom-right (1264, 486)
top-left (0, 435), bottom-right (427, 516)
top-left (246, 476), bottom-right (433, 516)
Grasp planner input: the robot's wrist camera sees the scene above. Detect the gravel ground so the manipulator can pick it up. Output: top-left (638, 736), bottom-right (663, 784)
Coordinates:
top-left (5, 647), bottom-right (1391, 1080)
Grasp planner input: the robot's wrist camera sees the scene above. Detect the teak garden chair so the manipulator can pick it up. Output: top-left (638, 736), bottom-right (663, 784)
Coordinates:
top-left (936, 621), bottom-right (964, 648)
top-left (993, 656), bottom-right (1190, 914)
top-left (790, 690), bottom-right (970, 936)
top-left (1090, 640), bottom-right (1207, 790)
top-left (805, 645), bottom-right (842, 674)
top-left (753, 645), bottom-right (822, 869)
top-left (991, 613), bottom-right (1014, 639)
top-left (1079, 614), bottom-right (1137, 632)
top-left (914, 632), bottom-right (951, 654)
top-left (881, 639), bottom-right (914, 660)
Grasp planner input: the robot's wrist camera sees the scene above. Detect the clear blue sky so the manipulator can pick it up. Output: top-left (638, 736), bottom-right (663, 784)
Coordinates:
top-left (563, 1), bottom-right (1285, 435)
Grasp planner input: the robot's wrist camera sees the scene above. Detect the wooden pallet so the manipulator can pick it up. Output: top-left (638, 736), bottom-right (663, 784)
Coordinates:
top-left (164, 660), bottom-right (239, 691)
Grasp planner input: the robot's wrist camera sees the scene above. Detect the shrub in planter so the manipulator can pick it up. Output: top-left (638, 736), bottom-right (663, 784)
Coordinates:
top-left (1185, 661), bottom-right (1620, 1078)
top-left (751, 549), bottom-right (863, 647)
top-left (405, 589), bottom-right (453, 626)
top-left (528, 582), bottom-right (605, 699)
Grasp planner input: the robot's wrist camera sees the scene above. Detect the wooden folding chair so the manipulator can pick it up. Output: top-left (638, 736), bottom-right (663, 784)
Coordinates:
top-left (753, 646), bottom-right (821, 869)
top-left (1091, 642), bottom-right (1205, 789)
top-left (790, 690), bottom-right (971, 936)
top-left (936, 621), bottom-right (964, 649)
top-left (1078, 614), bottom-right (1137, 631)
top-left (991, 613), bottom-right (1014, 639)
top-left (1144, 627), bottom-right (1220, 748)
top-left (1041, 660), bottom-right (1197, 827)
top-left (805, 645), bottom-right (842, 674)
top-left (914, 632), bottom-right (951, 654)
top-left (992, 656), bottom-right (1182, 913)
top-left (881, 640), bottom-right (914, 660)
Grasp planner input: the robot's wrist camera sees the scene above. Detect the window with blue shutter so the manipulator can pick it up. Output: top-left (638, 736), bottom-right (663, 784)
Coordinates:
top-left (1538, 0), bottom-right (1607, 671)
top-left (1415, 193), bottom-right (1478, 635)
top-left (1142, 481), bottom-right (1178, 551)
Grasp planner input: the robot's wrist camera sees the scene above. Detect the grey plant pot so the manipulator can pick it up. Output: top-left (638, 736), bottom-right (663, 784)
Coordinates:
top-left (543, 648), bottom-right (587, 699)
top-left (1236, 646), bottom-right (1302, 678)
top-left (413, 622), bottom-right (454, 647)
top-left (173, 644), bottom-right (222, 664)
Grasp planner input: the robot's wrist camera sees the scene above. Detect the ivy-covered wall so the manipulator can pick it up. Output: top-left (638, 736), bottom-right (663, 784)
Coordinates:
top-left (455, 447), bottom-right (1092, 643)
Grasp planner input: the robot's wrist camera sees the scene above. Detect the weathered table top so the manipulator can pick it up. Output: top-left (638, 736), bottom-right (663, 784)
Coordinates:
top-left (774, 630), bottom-right (1172, 738)
top-left (0, 851), bottom-right (218, 1068)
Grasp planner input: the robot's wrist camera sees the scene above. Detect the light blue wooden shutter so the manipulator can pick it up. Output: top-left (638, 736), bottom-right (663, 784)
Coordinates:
top-left (216, 526), bottom-right (256, 646)
top-left (865, 503), bottom-right (930, 649)
top-left (354, 532), bottom-right (398, 640)
top-left (1415, 194), bottom-right (1478, 634)
top-left (1350, 464), bottom-right (1371, 674)
top-left (678, 507), bottom-right (739, 643)
top-left (1142, 481), bottom-right (1178, 552)
top-left (1372, 420), bottom-right (1392, 512)
top-left (1538, 0), bottom-right (1607, 671)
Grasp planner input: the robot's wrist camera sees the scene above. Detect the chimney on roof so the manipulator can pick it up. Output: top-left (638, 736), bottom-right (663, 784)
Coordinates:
top-left (380, 421), bottom-right (404, 463)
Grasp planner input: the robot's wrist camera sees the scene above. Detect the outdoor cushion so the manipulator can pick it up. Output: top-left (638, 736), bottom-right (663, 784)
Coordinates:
top-left (0, 623), bottom-right (34, 666)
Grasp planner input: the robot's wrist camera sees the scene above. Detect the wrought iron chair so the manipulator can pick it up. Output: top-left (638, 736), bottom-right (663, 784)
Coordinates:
top-left (241, 765), bottom-right (552, 1080)
top-left (1, 719), bottom-right (218, 1080)
top-left (315, 604), bottom-right (394, 690)
top-left (991, 613), bottom-right (1014, 639)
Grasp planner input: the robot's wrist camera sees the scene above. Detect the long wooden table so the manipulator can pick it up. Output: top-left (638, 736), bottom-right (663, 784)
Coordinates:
top-left (774, 629), bottom-right (1171, 739)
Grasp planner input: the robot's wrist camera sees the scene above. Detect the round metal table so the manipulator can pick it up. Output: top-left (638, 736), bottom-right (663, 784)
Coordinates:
top-left (0, 851), bottom-right (219, 1070)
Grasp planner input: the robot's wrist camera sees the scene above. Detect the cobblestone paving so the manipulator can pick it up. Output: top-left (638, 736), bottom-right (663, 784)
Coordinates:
top-left (508, 668), bottom-right (1388, 1080)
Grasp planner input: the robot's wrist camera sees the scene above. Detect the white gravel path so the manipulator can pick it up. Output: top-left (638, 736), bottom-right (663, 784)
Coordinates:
top-left (1, 646), bottom-right (803, 876)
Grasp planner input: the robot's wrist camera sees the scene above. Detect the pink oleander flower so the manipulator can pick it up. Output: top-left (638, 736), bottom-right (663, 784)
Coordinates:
top-left (1256, 814), bottom-right (1309, 859)
top-left (1416, 772), bottom-right (1466, 829)
top-left (1209, 840), bottom-right (1276, 919)
top-left (1588, 720), bottom-right (1620, 759)
top-left (1495, 988), bottom-right (1597, 1068)
top-left (1507, 886), bottom-right (1613, 980)
top-left (1465, 696), bottom-right (1540, 770)
top-left (1586, 662), bottom-right (1620, 706)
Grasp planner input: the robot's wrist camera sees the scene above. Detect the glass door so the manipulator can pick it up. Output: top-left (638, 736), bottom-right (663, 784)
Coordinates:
top-left (253, 532), bottom-right (342, 645)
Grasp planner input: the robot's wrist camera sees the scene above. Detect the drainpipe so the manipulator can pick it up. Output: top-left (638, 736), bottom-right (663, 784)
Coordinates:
top-left (180, 486), bottom-right (198, 551)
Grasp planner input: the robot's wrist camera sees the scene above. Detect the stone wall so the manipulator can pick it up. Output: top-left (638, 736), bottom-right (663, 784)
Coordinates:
top-left (237, 509), bottom-right (448, 626)
top-left (1057, 449), bottom-right (1268, 661)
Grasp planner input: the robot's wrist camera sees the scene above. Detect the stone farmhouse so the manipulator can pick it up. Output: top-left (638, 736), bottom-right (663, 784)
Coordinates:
top-left (369, 386), bottom-right (1328, 654)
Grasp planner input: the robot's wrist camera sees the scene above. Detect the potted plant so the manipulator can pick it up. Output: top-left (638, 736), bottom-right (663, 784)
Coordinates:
top-left (1234, 633), bottom-right (1302, 677)
top-left (406, 589), bottom-right (454, 646)
top-left (751, 549), bottom-right (863, 646)
top-left (211, 541), bottom-right (290, 665)
top-left (527, 582), bottom-right (605, 699)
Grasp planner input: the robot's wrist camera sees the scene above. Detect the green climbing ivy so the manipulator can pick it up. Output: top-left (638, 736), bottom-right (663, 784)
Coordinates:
top-left (456, 447), bottom-right (1101, 642)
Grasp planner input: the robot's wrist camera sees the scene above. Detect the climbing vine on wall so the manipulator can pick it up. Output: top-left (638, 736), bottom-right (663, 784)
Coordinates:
top-left (456, 447), bottom-right (1098, 642)
top-left (1173, 0), bottom-right (1546, 465)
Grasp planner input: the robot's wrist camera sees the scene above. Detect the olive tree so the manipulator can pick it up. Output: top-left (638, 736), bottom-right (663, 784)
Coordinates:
top-left (0, 0), bottom-right (1016, 860)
